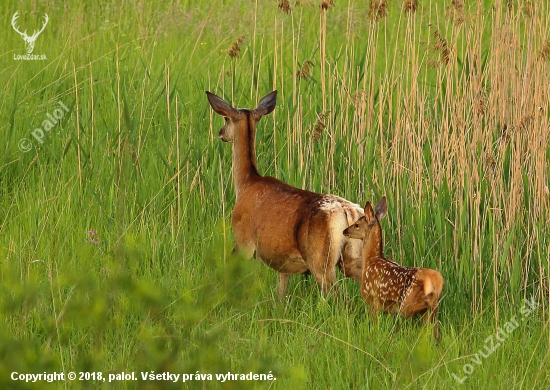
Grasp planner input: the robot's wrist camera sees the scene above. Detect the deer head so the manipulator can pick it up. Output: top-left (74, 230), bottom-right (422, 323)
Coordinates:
top-left (206, 91), bottom-right (277, 142)
top-left (11, 11), bottom-right (49, 54)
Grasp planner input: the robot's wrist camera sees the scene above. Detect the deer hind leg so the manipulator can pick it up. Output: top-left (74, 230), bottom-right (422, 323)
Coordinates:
top-left (298, 215), bottom-right (344, 298)
top-left (309, 232), bottom-right (344, 297)
top-left (310, 261), bottom-right (337, 297)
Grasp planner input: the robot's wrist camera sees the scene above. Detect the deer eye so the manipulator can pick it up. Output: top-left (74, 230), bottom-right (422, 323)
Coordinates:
top-left (355, 223), bottom-right (359, 228)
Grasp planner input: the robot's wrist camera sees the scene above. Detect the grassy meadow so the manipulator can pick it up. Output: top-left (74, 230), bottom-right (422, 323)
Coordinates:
top-left (1, 0), bottom-right (549, 388)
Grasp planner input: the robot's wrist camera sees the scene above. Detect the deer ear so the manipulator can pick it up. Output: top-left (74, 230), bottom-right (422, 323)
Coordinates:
top-left (206, 92), bottom-right (239, 118)
top-left (374, 196), bottom-right (387, 220)
top-left (253, 91), bottom-right (277, 119)
top-left (363, 201), bottom-right (374, 217)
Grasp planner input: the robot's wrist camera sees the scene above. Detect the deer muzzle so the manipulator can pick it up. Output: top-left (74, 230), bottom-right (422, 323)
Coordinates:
top-left (218, 127), bottom-right (233, 143)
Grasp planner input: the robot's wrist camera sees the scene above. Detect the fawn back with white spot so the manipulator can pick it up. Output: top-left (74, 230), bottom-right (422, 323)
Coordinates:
top-left (343, 196), bottom-right (444, 341)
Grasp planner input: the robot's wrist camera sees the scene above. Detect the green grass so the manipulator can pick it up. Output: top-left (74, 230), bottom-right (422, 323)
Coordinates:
top-left (1, 0), bottom-right (549, 388)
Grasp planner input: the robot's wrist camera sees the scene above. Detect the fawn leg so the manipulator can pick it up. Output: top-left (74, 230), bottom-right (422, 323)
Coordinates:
top-left (422, 306), bottom-right (440, 343)
top-left (365, 296), bottom-right (380, 323)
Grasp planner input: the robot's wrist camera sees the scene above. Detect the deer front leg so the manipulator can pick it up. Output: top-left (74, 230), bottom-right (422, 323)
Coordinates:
top-left (276, 272), bottom-right (290, 303)
top-left (368, 306), bottom-right (380, 323)
top-left (363, 294), bottom-right (380, 322)
top-left (423, 305), bottom-right (440, 343)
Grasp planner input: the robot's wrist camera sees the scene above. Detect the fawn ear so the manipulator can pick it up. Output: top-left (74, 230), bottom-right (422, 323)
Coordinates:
top-left (206, 91), bottom-right (239, 118)
top-left (374, 196), bottom-right (387, 220)
top-left (253, 90), bottom-right (277, 119)
top-left (363, 201), bottom-right (374, 217)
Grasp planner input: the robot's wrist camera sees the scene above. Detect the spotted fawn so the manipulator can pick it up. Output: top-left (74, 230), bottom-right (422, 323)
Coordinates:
top-left (343, 196), bottom-right (444, 341)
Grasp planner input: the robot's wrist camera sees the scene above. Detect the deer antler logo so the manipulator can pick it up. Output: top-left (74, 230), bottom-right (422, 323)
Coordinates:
top-left (11, 11), bottom-right (49, 54)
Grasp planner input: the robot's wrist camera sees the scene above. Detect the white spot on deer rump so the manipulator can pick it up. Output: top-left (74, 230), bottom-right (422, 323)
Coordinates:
top-left (317, 196), bottom-right (359, 253)
top-left (318, 196), bottom-right (342, 212)
top-left (319, 195), bottom-right (362, 216)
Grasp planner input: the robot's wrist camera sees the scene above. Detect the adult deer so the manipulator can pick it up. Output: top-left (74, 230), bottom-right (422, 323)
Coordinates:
top-left (206, 91), bottom-right (364, 300)
top-left (343, 197), bottom-right (444, 341)
top-left (11, 11), bottom-right (49, 54)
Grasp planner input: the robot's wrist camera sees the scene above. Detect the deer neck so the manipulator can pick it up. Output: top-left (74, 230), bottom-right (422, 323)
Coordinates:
top-left (362, 222), bottom-right (385, 265)
top-left (233, 115), bottom-right (260, 195)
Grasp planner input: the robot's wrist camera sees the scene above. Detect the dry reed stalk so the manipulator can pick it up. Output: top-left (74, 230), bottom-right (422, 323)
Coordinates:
top-left (250, 0), bottom-right (258, 99)
top-left (273, 18), bottom-right (280, 177)
top-left (320, 4), bottom-right (327, 112)
top-left (291, 9), bottom-right (297, 106)
top-left (73, 63), bottom-right (82, 189)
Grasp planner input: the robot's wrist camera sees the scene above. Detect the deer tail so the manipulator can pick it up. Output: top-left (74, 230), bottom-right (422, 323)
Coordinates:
top-left (420, 270), bottom-right (444, 307)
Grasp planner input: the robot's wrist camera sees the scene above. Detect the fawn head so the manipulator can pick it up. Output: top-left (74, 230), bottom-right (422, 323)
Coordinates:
top-left (206, 91), bottom-right (277, 142)
top-left (343, 196), bottom-right (387, 240)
